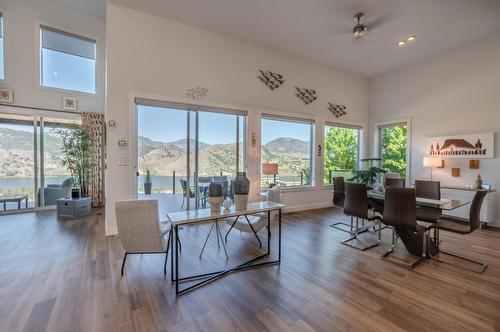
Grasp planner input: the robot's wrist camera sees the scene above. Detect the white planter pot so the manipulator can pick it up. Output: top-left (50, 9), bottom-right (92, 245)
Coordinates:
top-left (234, 194), bottom-right (248, 211)
top-left (208, 196), bottom-right (222, 213)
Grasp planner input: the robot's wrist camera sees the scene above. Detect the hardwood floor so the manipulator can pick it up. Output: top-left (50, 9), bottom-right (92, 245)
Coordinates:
top-left (1, 207), bottom-right (500, 332)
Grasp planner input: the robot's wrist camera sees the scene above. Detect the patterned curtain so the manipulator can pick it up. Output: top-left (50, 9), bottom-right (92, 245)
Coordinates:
top-left (81, 112), bottom-right (105, 207)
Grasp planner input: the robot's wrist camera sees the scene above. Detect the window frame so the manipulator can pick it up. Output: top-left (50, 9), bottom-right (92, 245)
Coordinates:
top-left (260, 114), bottom-right (315, 190)
top-left (0, 12), bottom-right (5, 81)
top-left (376, 119), bottom-right (412, 184)
top-left (323, 122), bottom-right (362, 185)
top-left (36, 21), bottom-right (99, 96)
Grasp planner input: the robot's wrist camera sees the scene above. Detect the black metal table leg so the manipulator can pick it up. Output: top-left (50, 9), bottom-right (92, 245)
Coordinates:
top-left (173, 207), bottom-right (282, 295)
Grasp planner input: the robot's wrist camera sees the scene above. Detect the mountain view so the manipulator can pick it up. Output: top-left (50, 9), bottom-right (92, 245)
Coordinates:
top-left (138, 136), bottom-right (310, 178)
top-left (0, 127), bottom-right (69, 177)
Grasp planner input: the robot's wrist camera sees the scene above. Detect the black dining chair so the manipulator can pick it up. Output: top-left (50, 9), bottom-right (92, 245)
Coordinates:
top-left (384, 178), bottom-right (405, 188)
top-left (415, 180), bottom-right (442, 223)
top-left (341, 182), bottom-right (382, 251)
top-left (382, 187), bottom-right (429, 269)
top-left (427, 190), bottom-right (488, 273)
top-left (329, 177), bottom-right (352, 233)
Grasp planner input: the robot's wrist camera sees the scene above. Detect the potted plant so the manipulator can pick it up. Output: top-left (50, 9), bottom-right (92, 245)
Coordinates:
top-left (55, 125), bottom-right (97, 199)
top-left (144, 169), bottom-right (152, 195)
top-left (348, 167), bottom-right (386, 188)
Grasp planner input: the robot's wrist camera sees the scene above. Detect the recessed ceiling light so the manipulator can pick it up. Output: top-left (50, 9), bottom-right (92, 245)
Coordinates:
top-left (407, 35), bottom-right (416, 41)
top-left (398, 40), bottom-right (406, 46)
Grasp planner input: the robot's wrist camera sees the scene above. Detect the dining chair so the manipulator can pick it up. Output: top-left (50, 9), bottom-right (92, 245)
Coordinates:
top-left (381, 187), bottom-right (428, 269)
top-left (427, 190), bottom-right (487, 273)
top-left (115, 199), bottom-right (181, 276)
top-left (198, 176), bottom-right (212, 183)
top-left (415, 180), bottom-right (442, 223)
top-left (225, 185), bottom-right (281, 248)
top-left (384, 178), bottom-right (405, 188)
top-left (213, 176), bottom-right (227, 182)
top-left (180, 179), bottom-right (195, 208)
top-left (341, 182), bottom-right (382, 251)
top-left (329, 177), bottom-right (351, 233)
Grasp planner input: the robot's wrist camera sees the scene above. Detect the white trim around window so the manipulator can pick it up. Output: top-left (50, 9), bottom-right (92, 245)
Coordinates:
top-left (323, 121), bottom-right (364, 186)
top-left (34, 20), bottom-right (101, 97)
top-left (375, 118), bottom-right (412, 185)
top-left (260, 114), bottom-right (316, 191)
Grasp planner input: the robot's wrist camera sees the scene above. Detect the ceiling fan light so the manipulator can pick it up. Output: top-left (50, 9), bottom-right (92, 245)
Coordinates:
top-left (408, 35), bottom-right (416, 41)
top-left (398, 40), bottom-right (406, 46)
top-left (353, 24), bottom-right (367, 38)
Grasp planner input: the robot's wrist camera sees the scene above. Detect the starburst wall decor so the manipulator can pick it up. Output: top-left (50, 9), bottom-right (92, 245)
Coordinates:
top-left (328, 103), bottom-right (347, 118)
top-left (257, 70), bottom-right (284, 90)
top-left (185, 86), bottom-right (208, 100)
top-left (294, 87), bottom-right (317, 105)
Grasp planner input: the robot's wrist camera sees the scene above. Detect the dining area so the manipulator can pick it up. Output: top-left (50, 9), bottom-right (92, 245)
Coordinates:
top-left (330, 175), bottom-right (491, 273)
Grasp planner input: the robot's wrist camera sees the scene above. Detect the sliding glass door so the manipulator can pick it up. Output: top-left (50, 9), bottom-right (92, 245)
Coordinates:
top-left (0, 114), bottom-right (36, 210)
top-left (136, 101), bottom-right (246, 213)
top-left (0, 112), bottom-right (80, 212)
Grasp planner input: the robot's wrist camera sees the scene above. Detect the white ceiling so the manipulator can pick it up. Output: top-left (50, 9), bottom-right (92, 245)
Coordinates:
top-left (110, 0), bottom-right (500, 77)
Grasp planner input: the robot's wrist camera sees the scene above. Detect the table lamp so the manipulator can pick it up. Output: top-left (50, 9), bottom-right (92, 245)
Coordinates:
top-left (262, 163), bottom-right (278, 187)
top-left (423, 157), bottom-right (443, 181)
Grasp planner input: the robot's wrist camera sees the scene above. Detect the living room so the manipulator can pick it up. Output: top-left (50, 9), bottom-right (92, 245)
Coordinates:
top-left (0, 0), bottom-right (499, 331)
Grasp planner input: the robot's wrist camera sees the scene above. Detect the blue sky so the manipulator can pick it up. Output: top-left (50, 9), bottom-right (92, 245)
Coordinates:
top-left (138, 106), bottom-right (311, 145)
top-left (138, 106), bottom-right (239, 145)
top-left (261, 118), bottom-right (311, 144)
top-left (41, 49), bottom-right (95, 94)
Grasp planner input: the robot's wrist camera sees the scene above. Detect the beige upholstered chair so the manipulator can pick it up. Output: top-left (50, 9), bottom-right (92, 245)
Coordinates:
top-left (115, 199), bottom-right (178, 275)
top-left (224, 185), bottom-right (281, 247)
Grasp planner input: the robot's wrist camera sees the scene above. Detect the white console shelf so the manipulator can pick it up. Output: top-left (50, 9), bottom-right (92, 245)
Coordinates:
top-left (440, 185), bottom-right (496, 223)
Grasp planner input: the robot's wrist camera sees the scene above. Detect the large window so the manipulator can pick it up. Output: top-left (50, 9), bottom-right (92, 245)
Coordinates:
top-left (261, 116), bottom-right (313, 188)
top-left (0, 13), bottom-right (4, 80)
top-left (379, 122), bottom-right (408, 179)
top-left (40, 25), bottom-right (96, 94)
top-left (136, 101), bottom-right (246, 212)
top-left (323, 124), bottom-right (361, 184)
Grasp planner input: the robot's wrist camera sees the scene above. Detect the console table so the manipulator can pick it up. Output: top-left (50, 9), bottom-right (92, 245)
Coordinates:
top-left (167, 201), bottom-right (284, 295)
top-left (440, 185), bottom-right (496, 224)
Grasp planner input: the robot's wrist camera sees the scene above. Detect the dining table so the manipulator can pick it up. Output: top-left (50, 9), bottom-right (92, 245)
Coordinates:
top-left (367, 190), bottom-right (471, 256)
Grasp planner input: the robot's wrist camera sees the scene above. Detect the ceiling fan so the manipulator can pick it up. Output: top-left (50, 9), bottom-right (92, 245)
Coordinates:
top-left (352, 12), bottom-right (367, 38)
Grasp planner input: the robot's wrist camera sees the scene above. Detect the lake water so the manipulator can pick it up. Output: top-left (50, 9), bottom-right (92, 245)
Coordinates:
top-left (0, 176), bottom-right (71, 190)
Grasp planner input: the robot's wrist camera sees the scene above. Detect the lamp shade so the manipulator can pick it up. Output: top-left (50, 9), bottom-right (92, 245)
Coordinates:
top-left (262, 163), bottom-right (278, 175)
top-left (423, 157), bottom-right (443, 168)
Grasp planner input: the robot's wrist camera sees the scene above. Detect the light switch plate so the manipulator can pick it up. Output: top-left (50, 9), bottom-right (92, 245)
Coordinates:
top-left (118, 158), bottom-right (128, 166)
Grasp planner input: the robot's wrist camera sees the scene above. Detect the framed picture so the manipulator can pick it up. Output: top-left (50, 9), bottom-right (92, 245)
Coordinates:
top-left (0, 88), bottom-right (14, 103)
top-left (425, 133), bottom-right (494, 159)
top-left (63, 96), bottom-right (77, 111)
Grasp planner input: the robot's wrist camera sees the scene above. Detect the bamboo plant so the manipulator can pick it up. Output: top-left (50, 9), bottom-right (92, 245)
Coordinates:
top-left (55, 125), bottom-right (97, 197)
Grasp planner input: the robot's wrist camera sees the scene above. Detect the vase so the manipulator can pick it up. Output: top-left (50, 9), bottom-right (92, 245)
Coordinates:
top-left (475, 174), bottom-right (483, 189)
top-left (234, 194), bottom-right (248, 211)
top-left (144, 182), bottom-right (152, 195)
top-left (208, 196), bottom-right (222, 213)
top-left (71, 188), bottom-right (80, 199)
top-left (223, 198), bottom-right (231, 210)
top-left (233, 172), bottom-right (250, 195)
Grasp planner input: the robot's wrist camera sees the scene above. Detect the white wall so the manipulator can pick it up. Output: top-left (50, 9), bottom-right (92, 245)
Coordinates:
top-left (369, 31), bottom-right (500, 226)
top-left (0, 0), bottom-right (105, 113)
top-left (105, 4), bottom-right (369, 235)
